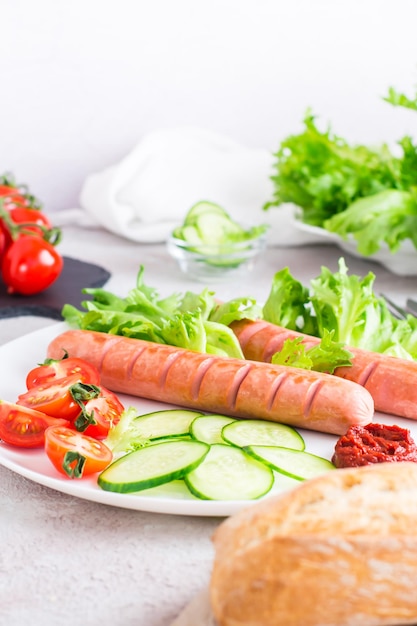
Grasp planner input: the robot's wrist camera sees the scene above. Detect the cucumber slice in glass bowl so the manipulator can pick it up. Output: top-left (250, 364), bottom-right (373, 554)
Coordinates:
top-left (167, 200), bottom-right (268, 281)
top-left (182, 200), bottom-right (230, 224)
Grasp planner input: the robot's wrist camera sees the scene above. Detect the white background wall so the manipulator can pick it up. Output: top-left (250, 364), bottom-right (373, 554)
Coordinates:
top-left (0, 0), bottom-right (416, 213)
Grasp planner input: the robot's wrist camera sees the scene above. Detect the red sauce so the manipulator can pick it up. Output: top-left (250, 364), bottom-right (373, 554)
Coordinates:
top-left (332, 423), bottom-right (417, 468)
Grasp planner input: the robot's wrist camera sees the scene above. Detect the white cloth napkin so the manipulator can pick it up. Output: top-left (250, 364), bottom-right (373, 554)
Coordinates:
top-left (58, 127), bottom-right (326, 246)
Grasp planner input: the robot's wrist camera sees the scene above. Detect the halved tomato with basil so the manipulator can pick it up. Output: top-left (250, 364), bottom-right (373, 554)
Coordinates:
top-left (44, 425), bottom-right (113, 478)
top-left (81, 387), bottom-right (124, 439)
top-left (26, 357), bottom-right (101, 389)
top-left (0, 401), bottom-right (69, 448)
top-left (17, 374), bottom-right (86, 421)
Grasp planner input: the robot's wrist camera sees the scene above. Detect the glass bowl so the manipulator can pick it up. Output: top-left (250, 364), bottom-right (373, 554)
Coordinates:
top-left (167, 228), bottom-right (268, 282)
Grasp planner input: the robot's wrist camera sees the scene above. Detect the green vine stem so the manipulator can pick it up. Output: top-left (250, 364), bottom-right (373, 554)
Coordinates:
top-left (0, 198), bottom-right (62, 246)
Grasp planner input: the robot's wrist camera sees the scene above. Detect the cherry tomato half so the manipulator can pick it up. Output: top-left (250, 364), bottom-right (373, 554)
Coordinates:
top-left (44, 425), bottom-right (113, 478)
top-left (0, 400), bottom-right (69, 448)
top-left (26, 357), bottom-right (101, 390)
top-left (1, 234), bottom-right (63, 295)
top-left (82, 387), bottom-right (124, 439)
top-left (17, 374), bottom-right (84, 421)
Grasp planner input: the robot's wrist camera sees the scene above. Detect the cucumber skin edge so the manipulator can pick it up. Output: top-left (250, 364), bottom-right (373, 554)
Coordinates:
top-left (97, 445), bottom-right (209, 494)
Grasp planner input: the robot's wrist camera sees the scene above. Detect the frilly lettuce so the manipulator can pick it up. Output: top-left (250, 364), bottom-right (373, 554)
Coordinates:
top-left (264, 78), bottom-right (417, 255)
top-left (262, 258), bottom-right (417, 360)
top-left (324, 189), bottom-right (417, 255)
top-left (271, 329), bottom-right (353, 374)
top-left (62, 265), bottom-right (261, 358)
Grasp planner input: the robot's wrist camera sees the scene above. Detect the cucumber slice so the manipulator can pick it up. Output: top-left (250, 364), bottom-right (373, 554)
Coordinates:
top-left (132, 409), bottom-right (203, 439)
top-left (184, 201), bottom-right (229, 224)
top-left (193, 212), bottom-right (244, 244)
top-left (222, 419), bottom-right (305, 451)
top-left (184, 443), bottom-right (274, 500)
top-left (107, 409), bottom-right (204, 452)
top-left (136, 479), bottom-right (197, 500)
top-left (190, 414), bottom-right (236, 444)
top-left (172, 224), bottom-right (202, 245)
top-left (98, 439), bottom-right (209, 493)
top-left (245, 445), bottom-right (335, 480)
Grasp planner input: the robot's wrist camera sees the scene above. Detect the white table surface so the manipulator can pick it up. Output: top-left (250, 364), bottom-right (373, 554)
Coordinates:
top-left (1, 224), bottom-right (416, 626)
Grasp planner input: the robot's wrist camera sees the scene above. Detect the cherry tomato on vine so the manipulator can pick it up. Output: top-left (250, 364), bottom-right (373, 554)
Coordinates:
top-left (0, 207), bottom-right (53, 251)
top-left (0, 228), bottom-right (6, 259)
top-left (82, 387), bottom-right (124, 439)
top-left (17, 374), bottom-right (85, 421)
top-left (0, 400), bottom-right (69, 448)
top-left (9, 206), bottom-right (52, 233)
top-left (44, 425), bottom-right (113, 478)
top-left (1, 234), bottom-right (63, 295)
top-left (26, 357), bottom-right (101, 390)
top-left (0, 184), bottom-right (28, 209)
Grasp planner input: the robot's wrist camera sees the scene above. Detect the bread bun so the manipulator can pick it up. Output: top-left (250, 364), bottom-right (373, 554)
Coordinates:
top-left (210, 462), bottom-right (417, 626)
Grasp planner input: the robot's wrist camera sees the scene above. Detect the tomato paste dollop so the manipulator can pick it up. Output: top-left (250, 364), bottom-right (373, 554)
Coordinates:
top-left (332, 423), bottom-right (417, 468)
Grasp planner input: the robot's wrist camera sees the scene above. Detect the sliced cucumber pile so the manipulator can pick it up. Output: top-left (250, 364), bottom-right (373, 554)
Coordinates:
top-left (100, 408), bottom-right (335, 499)
top-left (171, 201), bottom-right (268, 264)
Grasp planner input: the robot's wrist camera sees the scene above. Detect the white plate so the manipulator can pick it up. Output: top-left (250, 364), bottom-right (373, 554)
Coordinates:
top-left (0, 323), bottom-right (415, 517)
top-left (294, 221), bottom-right (417, 276)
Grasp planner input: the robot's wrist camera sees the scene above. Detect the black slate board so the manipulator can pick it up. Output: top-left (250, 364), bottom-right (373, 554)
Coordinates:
top-left (0, 256), bottom-right (111, 320)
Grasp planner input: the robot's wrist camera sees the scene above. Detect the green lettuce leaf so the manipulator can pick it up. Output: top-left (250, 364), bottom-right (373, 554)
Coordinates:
top-left (264, 111), bottom-right (401, 226)
top-left (62, 266), bottom-right (249, 358)
top-left (324, 189), bottom-right (417, 254)
top-left (271, 329), bottom-right (353, 374)
top-left (262, 266), bottom-right (316, 335)
top-left (262, 258), bottom-right (417, 360)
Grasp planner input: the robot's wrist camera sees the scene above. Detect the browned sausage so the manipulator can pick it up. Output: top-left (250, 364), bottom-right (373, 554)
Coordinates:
top-left (46, 329), bottom-right (374, 435)
top-left (230, 319), bottom-right (417, 420)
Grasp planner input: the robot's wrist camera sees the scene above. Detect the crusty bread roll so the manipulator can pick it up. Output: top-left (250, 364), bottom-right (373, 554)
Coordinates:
top-left (210, 462), bottom-right (417, 626)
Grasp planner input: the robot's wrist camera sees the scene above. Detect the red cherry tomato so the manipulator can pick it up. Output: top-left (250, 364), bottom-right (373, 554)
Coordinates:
top-left (0, 228), bottom-right (6, 259)
top-left (0, 207), bottom-right (53, 248)
top-left (1, 234), bottom-right (63, 295)
top-left (0, 184), bottom-right (28, 208)
top-left (44, 426), bottom-right (113, 478)
top-left (82, 387), bottom-right (125, 439)
top-left (1, 208), bottom-right (52, 253)
top-left (0, 400), bottom-right (69, 448)
top-left (17, 374), bottom-right (84, 421)
top-left (26, 357), bottom-right (101, 390)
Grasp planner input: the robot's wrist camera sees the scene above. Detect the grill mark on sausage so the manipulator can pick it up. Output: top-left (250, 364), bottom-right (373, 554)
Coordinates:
top-left (191, 357), bottom-right (217, 400)
top-left (124, 344), bottom-right (147, 380)
top-left (97, 336), bottom-right (122, 371)
top-left (354, 361), bottom-right (378, 388)
top-left (263, 333), bottom-right (292, 361)
top-left (232, 320), bottom-right (270, 348)
top-left (227, 363), bottom-right (253, 410)
top-left (158, 350), bottom-right (183, 388)
top-left (266, 371), bottom-right (288, 411)
top-left (303, 378), bottom-right (325, 417)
